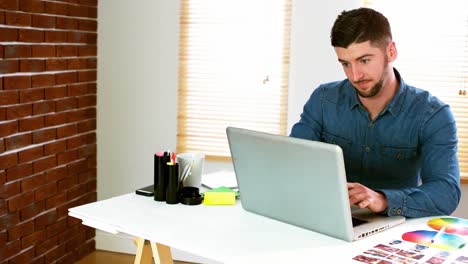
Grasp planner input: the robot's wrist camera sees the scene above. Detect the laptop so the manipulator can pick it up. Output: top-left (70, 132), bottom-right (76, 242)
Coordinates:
top-left (226, 126), bottom-right (405, 242)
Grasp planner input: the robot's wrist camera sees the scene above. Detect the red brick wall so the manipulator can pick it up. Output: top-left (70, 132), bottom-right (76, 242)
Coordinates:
top-left (0, 0), bottom-right (97, 263)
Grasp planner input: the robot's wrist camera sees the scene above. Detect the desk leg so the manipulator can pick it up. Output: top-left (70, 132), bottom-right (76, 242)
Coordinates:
top-left (133, 237), bottom-right (174, 264)
top-left (151, 242), bottom-right (174, 264)
top-left (134, 237), bottom-right (153, 264)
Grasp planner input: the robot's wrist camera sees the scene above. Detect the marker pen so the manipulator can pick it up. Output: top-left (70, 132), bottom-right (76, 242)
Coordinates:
top-left (166, 162), bottom-right (179, 204)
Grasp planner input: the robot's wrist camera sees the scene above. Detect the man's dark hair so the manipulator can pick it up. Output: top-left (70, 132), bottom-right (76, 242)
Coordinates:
top-left (330, 7), bottom-right (392, 49)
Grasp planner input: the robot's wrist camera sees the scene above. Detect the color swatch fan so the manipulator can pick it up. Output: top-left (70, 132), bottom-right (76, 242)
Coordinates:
top-left (427, 217), bottom-right (468, 236)
top-left (402, 230), bottom-right (466, 250)
top-left (402, 217), bottom-right (468, 251)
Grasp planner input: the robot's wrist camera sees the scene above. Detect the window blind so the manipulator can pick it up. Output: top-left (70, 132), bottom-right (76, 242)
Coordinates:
top-left (364, 0), bottom-right (468, 182)
top-left (177, 0), bottom-right (292, 160)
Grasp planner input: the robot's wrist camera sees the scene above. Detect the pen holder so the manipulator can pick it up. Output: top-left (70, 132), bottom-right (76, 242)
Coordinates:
top-left (166, 162), bottom-right (179, 204)
top-left (176, 152), bottom-right (205, 188)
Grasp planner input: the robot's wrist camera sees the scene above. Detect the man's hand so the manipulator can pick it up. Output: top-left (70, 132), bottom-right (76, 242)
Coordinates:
top-left (347, 182), bottom-right (388, 213)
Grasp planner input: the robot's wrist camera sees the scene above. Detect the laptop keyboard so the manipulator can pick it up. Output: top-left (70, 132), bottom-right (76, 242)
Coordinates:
top-left (352, 217), bottom-right (368, 227)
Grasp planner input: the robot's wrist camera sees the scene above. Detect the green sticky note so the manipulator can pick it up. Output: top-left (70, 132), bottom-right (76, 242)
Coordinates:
top-left (204, 186), bottom-right (240, 197)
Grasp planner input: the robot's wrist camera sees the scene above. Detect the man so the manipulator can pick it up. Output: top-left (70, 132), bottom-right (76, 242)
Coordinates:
top-left (290, 7), bottom-right (461, 217)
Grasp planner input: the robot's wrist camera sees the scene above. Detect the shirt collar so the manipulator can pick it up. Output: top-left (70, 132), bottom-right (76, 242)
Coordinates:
top-left (349, 87), bottom-right (361, 110)
top-left (381, 68), bottom-right (406, 118)
top-left (347, 68), bottom-right (407, 118)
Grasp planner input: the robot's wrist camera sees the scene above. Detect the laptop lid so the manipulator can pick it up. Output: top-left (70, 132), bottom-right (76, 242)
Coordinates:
top-left (226, 126), bottom-right (405, 242)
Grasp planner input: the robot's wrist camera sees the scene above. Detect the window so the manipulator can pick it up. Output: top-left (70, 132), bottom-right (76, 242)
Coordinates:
top-left (364, 0), bottom-right (468, 182)
top-left (177, 0), bottom-right (292, 160)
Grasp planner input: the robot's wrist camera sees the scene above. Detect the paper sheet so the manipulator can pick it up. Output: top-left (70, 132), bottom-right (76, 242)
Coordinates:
top-left (201, 170), bottom-right (238, 189)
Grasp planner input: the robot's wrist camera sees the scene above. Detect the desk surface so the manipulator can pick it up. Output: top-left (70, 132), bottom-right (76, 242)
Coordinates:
top-left (69, 193), bottom-right (468, 263)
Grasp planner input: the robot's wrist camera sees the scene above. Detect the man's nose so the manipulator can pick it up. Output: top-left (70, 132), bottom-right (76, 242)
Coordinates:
top-left (350, 65), bottom-right (363, 82)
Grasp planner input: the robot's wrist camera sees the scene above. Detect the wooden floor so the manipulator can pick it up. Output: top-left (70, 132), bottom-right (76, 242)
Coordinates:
top-left (75, 250), bottom-right (194, 264)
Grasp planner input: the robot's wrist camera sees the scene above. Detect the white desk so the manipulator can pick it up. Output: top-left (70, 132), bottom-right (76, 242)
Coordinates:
top-left (69, 193), bottom-right (468, 263)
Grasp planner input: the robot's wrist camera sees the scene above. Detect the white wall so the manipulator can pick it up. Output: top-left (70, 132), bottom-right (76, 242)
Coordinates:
top-left (97, 0), bottom-right (187, 260)
top-left (98, 0), bottom-right (179, 201)
top-left (287, 1), bottom-right (353, 131)
top-left (97, 0), bottom-right (468, 260)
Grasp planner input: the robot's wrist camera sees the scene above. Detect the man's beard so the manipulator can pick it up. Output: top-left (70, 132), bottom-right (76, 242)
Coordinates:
top-left (355, 78), bottom-right (383, 98)
top-left (354, 56), bottom-right (389, 98)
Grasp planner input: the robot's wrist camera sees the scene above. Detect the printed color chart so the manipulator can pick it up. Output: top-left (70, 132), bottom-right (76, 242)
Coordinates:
top-left (353, 217), bottom-right (468, 263)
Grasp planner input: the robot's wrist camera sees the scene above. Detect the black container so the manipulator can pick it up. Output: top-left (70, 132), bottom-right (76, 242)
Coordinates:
top-left (154, 152), bottom-right (170, 201)
top-left (166, 162), bottom-right (179, 204)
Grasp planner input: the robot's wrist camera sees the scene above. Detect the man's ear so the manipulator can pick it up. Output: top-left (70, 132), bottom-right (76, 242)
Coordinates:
top-left (387, 41), bottom-right (397, 62)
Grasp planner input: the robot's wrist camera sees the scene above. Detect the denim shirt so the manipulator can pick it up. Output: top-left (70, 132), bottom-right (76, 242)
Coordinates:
top-left (290, 69), bottom-right (461, 218)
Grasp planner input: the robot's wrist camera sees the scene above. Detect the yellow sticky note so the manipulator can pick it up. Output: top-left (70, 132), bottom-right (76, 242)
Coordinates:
top-left (203, 192), bottom-right (236, 205)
